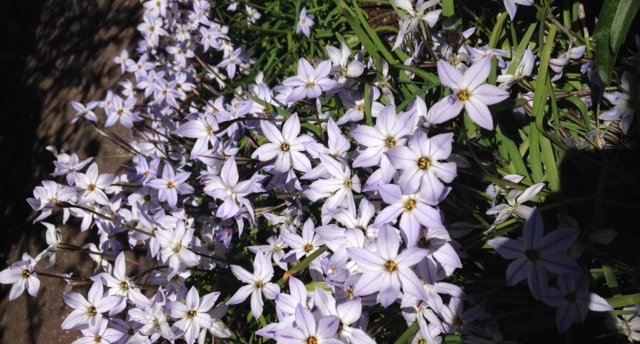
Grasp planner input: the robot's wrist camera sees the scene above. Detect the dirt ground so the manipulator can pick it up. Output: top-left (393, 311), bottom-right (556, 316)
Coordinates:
top-left (0, 0), bottom-right (140, 342)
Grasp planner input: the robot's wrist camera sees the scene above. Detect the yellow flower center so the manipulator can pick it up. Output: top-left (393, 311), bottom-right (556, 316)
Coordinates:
top-left (384, 136), bottom-right (397, 149)
top-left (22, 269), bottom-right (30, 279)
top-left (306, 336), bottom-right (318, 344)
top-left (88, 184), bottom-right (97, 191)
top-left (404, 199), bottom-right (417, 211)
top-left (417, 157), bottom-right (431, 170)
top-left (457, 90), bottom-right (470, 102)
top-left (305, 81), bottom-right (316, 89)
top-left (281, 143), bottom-right (291, 152)
top-left (384, 260), bottom-right (398, 272)
top-left (304, 243), bottom-right (314, 253)
top-left (88, 306), bottom-right (98, 317)
top-left (187, 309), bottom-right (197, 318)
top-left (167, 181), bottom-right (176, 189)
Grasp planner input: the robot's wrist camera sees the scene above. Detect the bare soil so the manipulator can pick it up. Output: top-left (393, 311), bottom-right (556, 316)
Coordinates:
top-left (0, 0), bottom-right (140, 342)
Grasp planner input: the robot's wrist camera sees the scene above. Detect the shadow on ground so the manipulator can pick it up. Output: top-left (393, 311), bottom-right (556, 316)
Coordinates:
top-left (0, 0), bottom-right (139, 342)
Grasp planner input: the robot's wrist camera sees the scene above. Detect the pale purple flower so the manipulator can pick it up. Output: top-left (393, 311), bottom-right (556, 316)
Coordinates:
top-left (203, 156), bottom-right (255, 220)
top-left (497, 47), bottom-right (536, 89)
top-left (168, 286), bottom-right (219, 344)
top-left (251, 114), bottom-right (314, 173)
top-left (313, 288), bottom-right (375, 344)
top-left (487, 209), bottom-right (583, 300)
top-left (431, 57), bottom-right (509, 130)
top-left (71, 101), bottom-right (99, 124)
top-left (612, 306), bottom-right (640, 342)
top-left (600, 71), bottom-right (635, 134)
top-left (51, 152), bottom-right (92, 186)
top-left (296, 7), bottom-right (314, 38)
top-left (75, 163), bottom-right (115, 206)
top-left (387, 131), bottom-right (457, 196)
top-left (156, 221), bottom-right (200, 275)
top-left (274, 305), bottom-right (342, 344)
top-left (333, 197), bottom-right (377, 239)
top-left (62, 282), bottom-right (122, 330)
top-left (72, 319), bottom-right (123, 344)
top-left (148, 164), bottom-right (193, 208)
top-left (542, 274), bottom-right (612, 333)
top-left (411, 316), bottom-right (442, 344)
top-left (374, 184), bottom-right (444, 246)
top-left (0, 253), bottom-right (40, 301)
top-left (104, 95), bottom-right (139, 128)
top-left (351, 105), bottom-right (415, 168)
top-left (137, 12), bottom-right (168, 47)
top-left (347, 226), bottom-right (428, 307)
top-left (226, 252), bottom-right (280, 319)
top-left (217, 48), bottom-right (245, 79)
top-left (304, 154), bottom-right (361, 213)
top-left (282, 59), bottom-right (336, 103)
top-left (282, 218), bottom-right (323, 261)
top-left (486, 182), bottom-right (545, 225)
top-left (128, 302), bottom-right (173, 339)
top-left (326, 41), bottom-right (365, 84)
top-left (95, 252), bottom-right (151, 310)
top-left (393, 0), bottom-right (442, 51)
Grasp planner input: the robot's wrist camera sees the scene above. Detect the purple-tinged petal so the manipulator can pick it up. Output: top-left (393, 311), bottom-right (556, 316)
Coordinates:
top-left (527, 263), bottom-right (548, 300)
top-left (555, 303), bottom-right (575, 333)
top-left (587, 292), bottom-right (612, 312)
top-left (463, 57), bottom-right (491, 91)
top-left (523, 209), bottom-right (543, 248)
top-left (505, 257), bottom-right (529, 285)
top-left (487, 237), bottom-right (524, 259)
top-left (376, 227), bottom-right (400, 260)
top-left (396, 247), bottom-right (428, 266)
top-left (437, 60), bottom-right (464, 90)
top-left (537, 228), bottom-right (578, 254)
top-left (465, 98), bottom-right (493, 130)
top-left (347, 248), bottom-right (385, 270)
top-left (428, 97), bottom-right (464, 125)
top-left (316, 316), bottom-right (339, 339)
top-left (353, 271), bottom-right (383, 296)
top-left (295, 305), bottom-right (317, 337)
top-left (282, 114), bottom-right (301, 142)
top-left (473, 84), bottom-right (510, 105)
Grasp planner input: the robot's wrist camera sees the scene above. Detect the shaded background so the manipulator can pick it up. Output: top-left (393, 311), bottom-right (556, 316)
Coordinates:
top-left (0, 0), bottom-right (139, 342)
